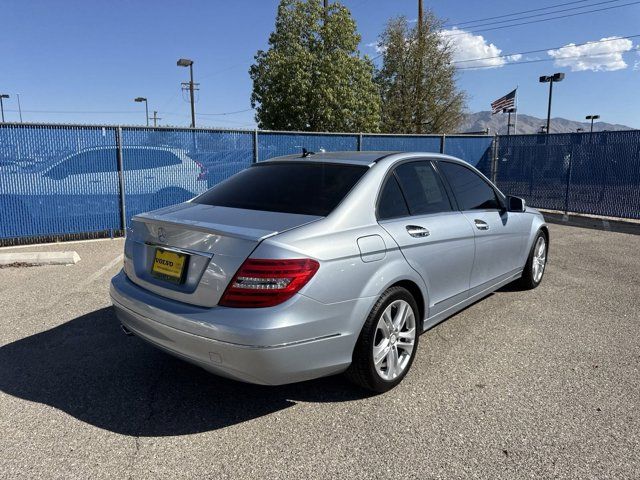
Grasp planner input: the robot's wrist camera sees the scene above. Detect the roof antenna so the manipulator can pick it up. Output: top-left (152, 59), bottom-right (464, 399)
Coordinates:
top-left (301, 147), bottom-right (315, 158)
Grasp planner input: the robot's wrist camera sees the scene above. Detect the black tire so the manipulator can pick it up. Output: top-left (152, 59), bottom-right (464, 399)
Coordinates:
top-left (518, 230), bottom-right (548, 290)
top-left (346, 286), bottom-right (420, 393)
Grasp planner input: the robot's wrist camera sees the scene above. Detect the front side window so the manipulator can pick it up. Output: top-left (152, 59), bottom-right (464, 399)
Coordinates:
top-left (394, 161), bottom-right (452, 215)
top-left (438, 161), bottom-right (501, 211)
top-left (193, 161), bottom-right (368, 216)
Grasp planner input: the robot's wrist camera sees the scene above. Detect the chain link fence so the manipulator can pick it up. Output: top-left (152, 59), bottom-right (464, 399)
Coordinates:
top-left (0, 123), bottom-right (493, 245)
top-left (1, 123), bottom-right (637, 246)
top-left (495, 131), bottom-right (640, 220)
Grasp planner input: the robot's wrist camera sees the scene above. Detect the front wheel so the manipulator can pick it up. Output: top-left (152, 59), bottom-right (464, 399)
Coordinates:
top-left (518, 231), bottom-right (548, 289)
top-left (346, 287), bottom-right (420, 393)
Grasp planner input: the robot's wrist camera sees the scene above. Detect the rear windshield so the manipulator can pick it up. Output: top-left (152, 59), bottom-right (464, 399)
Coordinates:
top-left (193, 161), bottom-right (368, 216)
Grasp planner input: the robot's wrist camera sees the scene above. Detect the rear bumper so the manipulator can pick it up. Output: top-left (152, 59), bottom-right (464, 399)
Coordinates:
top-left (110, 271), bottom-right (374, 385)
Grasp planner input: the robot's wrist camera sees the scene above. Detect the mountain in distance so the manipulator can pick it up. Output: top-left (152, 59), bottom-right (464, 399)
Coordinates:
top-left (459, 111), bottom-right (634, 135)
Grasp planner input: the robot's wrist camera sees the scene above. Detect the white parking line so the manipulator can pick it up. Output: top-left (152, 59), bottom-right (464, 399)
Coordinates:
top-left (80, 254), bottom-right (124, 288)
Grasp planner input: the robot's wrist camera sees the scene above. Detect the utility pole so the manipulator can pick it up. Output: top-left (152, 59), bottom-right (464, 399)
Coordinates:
top-left (416, 0), bottom-right (424, 134)
top-left (177, 58), bottom-right (198, 128)
top-left (0, 94), bottom-right (9, 122)
top-left (150, 111), bottom-right (161, 127)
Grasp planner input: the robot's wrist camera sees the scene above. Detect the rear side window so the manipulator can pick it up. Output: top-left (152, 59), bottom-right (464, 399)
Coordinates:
top-left (394, 161), bottom-right (452, 215)
top-left (123, 149), bottom-right (182, 171)
top-left (438, 161), bottom-right (501, 210)
top-left (378, 175), bottom-right (409, 220)
top-left (193, 162), bottom-right (368, 216)
top-left (47, 149), bottom-right (117, 178)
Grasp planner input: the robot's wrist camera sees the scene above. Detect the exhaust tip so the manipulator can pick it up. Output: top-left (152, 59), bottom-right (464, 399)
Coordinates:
top-left (120, 324), bottom-right (134, 336)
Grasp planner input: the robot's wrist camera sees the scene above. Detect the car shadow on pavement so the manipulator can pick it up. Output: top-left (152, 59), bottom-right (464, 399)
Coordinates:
top-left (0, 307), bottom-right (372, 437)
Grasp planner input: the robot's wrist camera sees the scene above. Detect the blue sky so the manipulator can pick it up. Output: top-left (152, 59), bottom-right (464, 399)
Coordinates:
top-left (2, 0), bottom-right (639, 128)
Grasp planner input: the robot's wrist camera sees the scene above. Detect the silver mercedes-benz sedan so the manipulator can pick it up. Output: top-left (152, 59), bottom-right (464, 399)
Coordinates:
top-left (110, 151), bottom-right (548, 392)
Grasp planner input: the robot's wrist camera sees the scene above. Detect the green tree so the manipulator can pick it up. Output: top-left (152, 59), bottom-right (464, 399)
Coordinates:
top-left (376, 13), bottom-right (466, 134)
top-left (250, 0), bottom-right (380, 132)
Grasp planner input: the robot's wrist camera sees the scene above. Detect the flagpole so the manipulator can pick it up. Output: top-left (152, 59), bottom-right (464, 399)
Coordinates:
top-left (514, 86), bottom-right (519, 134)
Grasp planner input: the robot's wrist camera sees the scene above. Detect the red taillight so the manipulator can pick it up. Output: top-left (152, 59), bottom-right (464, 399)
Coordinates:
top-left (219, 258), bottom-right (320, 308)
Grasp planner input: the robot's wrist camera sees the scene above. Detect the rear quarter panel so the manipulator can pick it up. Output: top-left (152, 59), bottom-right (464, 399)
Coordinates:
top-left (254, 221), bottom-right (427, 307)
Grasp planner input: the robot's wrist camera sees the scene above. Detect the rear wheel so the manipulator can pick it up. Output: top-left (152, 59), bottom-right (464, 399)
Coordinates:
top-left (518, 231), bottom-right (548, 289)
top-left (346, 287), bottom-right (419, 393)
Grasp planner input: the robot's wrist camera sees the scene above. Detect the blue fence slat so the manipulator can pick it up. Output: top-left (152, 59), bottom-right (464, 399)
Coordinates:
top-left (257, 132), bottom-right (358, 161)
top-left (444, 136), bottom-right (493, 172)
top-left (0, 125), bottom-right (120, 240)
top-left (361, 135), bottom-right (441, 153)
top-left (119, 128), bottom-right (253, 225)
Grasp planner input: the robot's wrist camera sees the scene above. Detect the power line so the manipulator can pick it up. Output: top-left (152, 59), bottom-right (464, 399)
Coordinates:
top-left (449, 0), bottom-right (603, 27)
top-left (456, 48), bottom-right (634, 70)
top-left (4, 107), bottom-right (254, 117)
top-left (196, 108), bottom-right (253, 116)
top-left (446, 1), bottom-right (640, 36)
top-left (451, 33), bottom-right (640, 64)
top-left (451, 0), bottom-right (628, 30)
top-left (4, 109), bottom-right (142, 114)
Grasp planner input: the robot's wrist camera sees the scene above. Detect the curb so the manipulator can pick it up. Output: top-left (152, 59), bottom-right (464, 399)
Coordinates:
top-left (0, 251), bottom-right (81, 266)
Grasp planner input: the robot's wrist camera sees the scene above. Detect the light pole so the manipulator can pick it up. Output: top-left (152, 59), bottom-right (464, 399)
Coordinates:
top-left (134, 97), bottom-right (149, 126)
top-left (504, 107), bottom-right (516, 135)
top-left (586, 114), bottom-right (600, 134)
top-left (16, 93), bottom-right (23, 122)
top-left (177, 58), bottom-right (196, 128)
top-left (0, 94), bottom-right (9, 122)
top-left (539, 72), bottom-right (565, 134)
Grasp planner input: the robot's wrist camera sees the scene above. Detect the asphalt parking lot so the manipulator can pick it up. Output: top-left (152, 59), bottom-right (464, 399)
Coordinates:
top-left (1, 222), bottom-right (639, 479)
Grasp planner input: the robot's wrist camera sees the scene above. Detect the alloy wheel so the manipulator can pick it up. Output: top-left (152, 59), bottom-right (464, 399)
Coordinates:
top-left (533, 236), bottom-right (547, 283)
top-left (373, 299), bottom-right (416, 381)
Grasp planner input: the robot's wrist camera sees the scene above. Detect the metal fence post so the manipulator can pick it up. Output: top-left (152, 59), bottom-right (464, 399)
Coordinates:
top-left (358, 133), bottom-right (363, 151)
top-left (491, 135), bottom-right (500, 184)
top-left (440, 134), bottom-right (446, 154)
top-left (115, 126), bottom-right (127, 234)
top-left (563, 141), bottom-right (574, 215)
top-left (253, 129), bottom-right (259, 163)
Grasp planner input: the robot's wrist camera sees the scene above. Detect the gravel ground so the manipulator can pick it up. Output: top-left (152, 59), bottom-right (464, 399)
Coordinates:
top-left (1, 224), bottom-right (639, 479)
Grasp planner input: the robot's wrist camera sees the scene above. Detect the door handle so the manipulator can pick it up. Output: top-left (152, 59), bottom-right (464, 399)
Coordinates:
top-left (474, 219), bottom-right (490, 230)
top-left (406, 225), bottom-right (430, 238)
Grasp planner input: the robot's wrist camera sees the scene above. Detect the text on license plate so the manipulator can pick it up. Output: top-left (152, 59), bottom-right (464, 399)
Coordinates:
top-left (152, 248), bottom-right (187, 283)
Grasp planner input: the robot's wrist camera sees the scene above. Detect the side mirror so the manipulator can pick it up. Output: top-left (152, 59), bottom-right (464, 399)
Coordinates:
top-left (507, 195), bottom-right (526, 212)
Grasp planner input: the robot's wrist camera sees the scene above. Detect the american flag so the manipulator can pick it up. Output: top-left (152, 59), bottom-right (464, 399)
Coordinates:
top-left (491, 89), bottom-right (517, 114)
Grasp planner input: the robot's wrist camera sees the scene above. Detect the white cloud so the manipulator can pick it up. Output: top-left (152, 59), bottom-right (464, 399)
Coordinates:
top-left (439, 27), bottom-right (518, 69)
top-left (635, 46), bottom-right (640, 71)
top-left (365, 41), bottom-right (386, 54)
top-left (547, 37), bottom-right (634, 72)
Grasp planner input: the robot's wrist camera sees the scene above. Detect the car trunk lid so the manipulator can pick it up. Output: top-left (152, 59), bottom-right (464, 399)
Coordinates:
top-left (123, 202), bottom-right (321, 307)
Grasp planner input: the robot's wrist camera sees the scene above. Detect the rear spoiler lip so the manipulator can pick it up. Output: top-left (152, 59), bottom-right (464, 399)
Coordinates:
top-left (132, 213), bottom-right (324, 243)
top-left (132, 215), bottom-right (279, 242)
